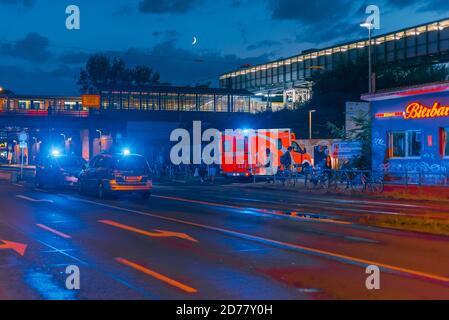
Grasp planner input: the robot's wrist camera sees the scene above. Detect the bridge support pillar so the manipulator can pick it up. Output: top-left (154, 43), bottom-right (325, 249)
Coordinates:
top-left (80, 129), bottom-right (90, 161)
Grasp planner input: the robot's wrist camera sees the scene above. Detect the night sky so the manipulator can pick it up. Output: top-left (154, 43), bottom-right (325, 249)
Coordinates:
top-left (0, 0), bottom-right (448, 95)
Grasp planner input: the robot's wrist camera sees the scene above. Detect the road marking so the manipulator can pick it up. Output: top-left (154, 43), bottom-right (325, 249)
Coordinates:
top-left (64, 195), bottom-right (449, 285)
top-left (154, 195), bottom-right (352, 224)
top-left (98, 220), bottom-right (198, 243)
top-left (16, 195), bottom-right (54, 203)
top-left (12, 183), bottom-right (24, 187)
top-left (153, 195), bottom-right (241, 209)
top-left (115, 257), bottom-right (197, 293)
top-left (0, 240), bottom-right (27, 256)
top-left (36, 224), bottom-right (72, 239)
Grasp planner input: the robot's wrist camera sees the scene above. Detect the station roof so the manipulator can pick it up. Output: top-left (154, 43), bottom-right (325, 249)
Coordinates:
top-left (2, 93), bottom-right (81, 99)
top-left (221, 17), bottom-right (449, 80)
top-left (361, 81), bottom-right (449, 101)
top-left (97, 85), bottom-right (254, 96)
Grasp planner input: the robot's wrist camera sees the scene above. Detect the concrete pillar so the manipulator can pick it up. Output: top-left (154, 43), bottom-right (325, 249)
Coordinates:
top-left (80, 129), bottom-right (90, 161)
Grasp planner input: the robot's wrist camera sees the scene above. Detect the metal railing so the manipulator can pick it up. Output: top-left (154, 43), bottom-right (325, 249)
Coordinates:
top-left (384, 170), bottom-right (449, 186)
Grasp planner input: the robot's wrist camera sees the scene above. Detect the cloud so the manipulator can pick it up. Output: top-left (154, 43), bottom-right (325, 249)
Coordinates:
top-left (408, 0), bottom-right (449, 12)
top-left (57, 51), bottom-right (91, 65)
top-left (138, 0), bottom-right (203, 14)
top-left (115, 42), bottom-right (272, 86)
top-left (115, 5), bottom-right (134, 16)
top-left (384, 0), bottom-right (448, 11)
top-left (247, 40), bottom-right (282, 51)
top-left (0, 64), bottom-right (80, 95)
top-left (0, 0), bottom-right (34, 7)
top-left (0, 32), bottom-right (51, 62)
top-left (152, 30), bottom-right (180, 42)
top-left (269, 0), bottom-right (355, 23)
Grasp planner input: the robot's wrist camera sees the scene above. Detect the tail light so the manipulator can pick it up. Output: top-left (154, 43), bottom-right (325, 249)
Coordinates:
top-left (113, 170), bottom-right (123, 181)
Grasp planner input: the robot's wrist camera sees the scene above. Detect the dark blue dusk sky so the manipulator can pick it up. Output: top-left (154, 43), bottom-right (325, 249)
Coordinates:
top-left (0, 0), bottom-right (448, 95)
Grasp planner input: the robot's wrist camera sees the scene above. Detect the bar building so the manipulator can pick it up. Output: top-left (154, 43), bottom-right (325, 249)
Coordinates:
top-left (362, 81), bottom-right (449, 186)
top-left (220, 18), bottom-right (449, 110)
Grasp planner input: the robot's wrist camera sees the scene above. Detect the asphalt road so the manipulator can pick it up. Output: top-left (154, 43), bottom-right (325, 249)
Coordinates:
top-left (1, 181), bottom-right (449, 300)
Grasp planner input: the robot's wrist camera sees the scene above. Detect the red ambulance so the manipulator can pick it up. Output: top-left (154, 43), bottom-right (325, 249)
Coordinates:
top-left (220, 128), bottom-right (312, 178)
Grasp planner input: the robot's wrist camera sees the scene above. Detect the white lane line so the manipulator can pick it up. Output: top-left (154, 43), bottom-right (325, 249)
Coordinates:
top-left (37, 224), bottom-right (72, 239)
top-left (16, 195), bottom-right (54, 203)
top-left (63, 194), bottom-right (449, 285)
top-left (12, 183), bottom-right (24, 188)
top-left (152, 195), bottom-right (353, 224)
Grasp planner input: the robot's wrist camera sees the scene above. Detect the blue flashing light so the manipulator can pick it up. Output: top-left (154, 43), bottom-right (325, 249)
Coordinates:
top-left (123, 149), bottom-right (131, 156)
top-left (51, 149), bottom-right (61, 157)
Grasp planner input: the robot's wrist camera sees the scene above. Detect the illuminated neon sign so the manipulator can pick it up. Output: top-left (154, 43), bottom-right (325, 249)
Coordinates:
top-left (375, 112), bottom-right (404, 118)
top-left (375, 101), bottom-right (449, 119)
top-left (404, 102), bottom-right (449, 119)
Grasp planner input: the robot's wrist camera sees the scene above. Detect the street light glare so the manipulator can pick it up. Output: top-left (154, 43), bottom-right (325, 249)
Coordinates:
top-left (360, 22), bottom-right (374, 29)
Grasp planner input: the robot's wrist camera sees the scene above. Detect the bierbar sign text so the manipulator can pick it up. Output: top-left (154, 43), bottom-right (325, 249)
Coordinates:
top-left (404, 101), bottom-right (449, 119)
top-left (375, 101), bottom-right (449, 119)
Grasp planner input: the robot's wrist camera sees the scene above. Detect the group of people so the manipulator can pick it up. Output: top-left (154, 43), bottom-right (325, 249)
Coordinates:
top-left (260, 145), bottom-right (333, 183)
top-left (193, 164), bottom-right (217, 184)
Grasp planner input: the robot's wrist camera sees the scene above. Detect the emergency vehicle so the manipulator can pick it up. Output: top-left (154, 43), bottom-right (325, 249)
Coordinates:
top-left (220, 128), bottom-right (312, 178)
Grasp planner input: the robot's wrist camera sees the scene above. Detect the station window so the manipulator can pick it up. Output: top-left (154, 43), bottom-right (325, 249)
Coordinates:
top-left (390, 130), bottom-right (422, 158)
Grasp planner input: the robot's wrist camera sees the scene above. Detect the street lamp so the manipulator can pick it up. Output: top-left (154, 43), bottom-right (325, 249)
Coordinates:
top-left (309, 110), bottom-right (316, 140)
top-left (360, 21), bottom-right (374, 93)
top-left (96, 129), bottom-right (103, 152)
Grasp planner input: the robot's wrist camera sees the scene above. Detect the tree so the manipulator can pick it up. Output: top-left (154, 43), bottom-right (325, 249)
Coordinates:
top-left (327, 113), bottom-right (372, 170)
top-left (77, 54), bottom-right (161, 93)
top-left (110, 57), bottom-right (130, 85)
top-left (131, 66), bottom-right (160, 86)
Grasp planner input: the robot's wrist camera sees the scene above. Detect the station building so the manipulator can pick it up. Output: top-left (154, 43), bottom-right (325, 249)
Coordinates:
top-left (221, 18), bottom-right (449, 110)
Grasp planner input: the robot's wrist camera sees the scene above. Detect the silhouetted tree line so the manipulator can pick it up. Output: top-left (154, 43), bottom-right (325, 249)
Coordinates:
top-left (77, 54), bottom-right (162, 93)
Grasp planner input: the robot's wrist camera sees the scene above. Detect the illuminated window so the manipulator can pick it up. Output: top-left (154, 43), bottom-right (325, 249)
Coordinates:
top-left (391, 130), bottom-right (422, 158)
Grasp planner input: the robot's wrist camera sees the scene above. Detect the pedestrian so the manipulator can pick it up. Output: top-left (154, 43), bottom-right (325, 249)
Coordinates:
top-left (281, 146), bottom-right (295, 172)
top-left (199, 164), bottom-right (207, 183)
top-left (264, 148), bottom-right (275, 183)
top-left (208, 164), bottom-right (217, 184)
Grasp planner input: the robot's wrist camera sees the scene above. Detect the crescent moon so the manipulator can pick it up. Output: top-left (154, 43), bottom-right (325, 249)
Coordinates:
top-left (192, 36), bottom-right (197, 45)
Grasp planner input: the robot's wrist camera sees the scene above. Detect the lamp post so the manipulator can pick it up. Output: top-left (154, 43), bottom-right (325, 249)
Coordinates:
top-left (309, 109), bottom-right (316, 140)
top-left (360, 22), bottom-right (374, 93)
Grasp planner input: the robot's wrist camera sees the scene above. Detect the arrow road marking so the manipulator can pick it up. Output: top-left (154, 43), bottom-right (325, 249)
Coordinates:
top-left (98, 220), bottom-right (198, 243)
top-left (0, 240), bottom-right (27, 256)
top-left (16, 195), bottom-right (54, 203)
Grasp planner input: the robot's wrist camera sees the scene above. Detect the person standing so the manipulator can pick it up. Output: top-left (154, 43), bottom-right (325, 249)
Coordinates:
top-left (7, 150), bottom-right (12, 165)
top-left (208, 164), bottom-right (217, 184)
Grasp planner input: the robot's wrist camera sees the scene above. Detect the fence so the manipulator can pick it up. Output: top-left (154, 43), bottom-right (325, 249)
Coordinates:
top-left (384, 170), bottom-right (449, 186)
